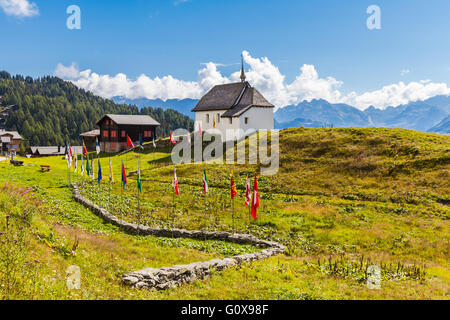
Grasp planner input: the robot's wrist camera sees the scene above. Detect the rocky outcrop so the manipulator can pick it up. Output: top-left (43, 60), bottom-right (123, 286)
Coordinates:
top-left (72, 183), bottom-right (285, 290)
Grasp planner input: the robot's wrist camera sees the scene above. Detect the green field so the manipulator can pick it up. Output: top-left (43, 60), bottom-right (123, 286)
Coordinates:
top-left (0, 127), bottom-right (449, 300)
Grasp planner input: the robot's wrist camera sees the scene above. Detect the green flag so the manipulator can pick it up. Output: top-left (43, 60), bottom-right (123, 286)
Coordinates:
top-left (137, 160), bottom-right (142, 193)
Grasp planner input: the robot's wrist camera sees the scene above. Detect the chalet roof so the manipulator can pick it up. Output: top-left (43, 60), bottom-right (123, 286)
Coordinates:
top-left (96, 114), bottom-right (160, 126)
top-left (0, 130), bottom-right (22, 140)
top-left (191, 81), bottom-right (274, 117)
top-left (80, 129), bottom-right (100, 138)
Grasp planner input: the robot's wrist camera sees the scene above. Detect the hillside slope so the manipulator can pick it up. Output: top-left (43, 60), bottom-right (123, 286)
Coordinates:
top-left (0, 127), bottom-right (448, 300)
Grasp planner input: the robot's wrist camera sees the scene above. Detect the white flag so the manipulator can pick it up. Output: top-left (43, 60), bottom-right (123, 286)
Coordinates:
top-left (96, 137), bottom-right (100, 155)
top-left (80, 154), bottom-right (84, 175)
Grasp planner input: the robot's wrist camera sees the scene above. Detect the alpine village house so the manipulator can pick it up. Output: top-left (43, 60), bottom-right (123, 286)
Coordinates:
top-left (192, 58), bottom-right (275, 140)
top-left (0, 130), bottom-right (22, 156)
top-left (82, 114), bottom-right (160, 153)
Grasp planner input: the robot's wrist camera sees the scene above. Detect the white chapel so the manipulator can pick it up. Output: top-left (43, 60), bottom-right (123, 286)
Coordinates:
top-left (192, 58), bottom-right (274, 139)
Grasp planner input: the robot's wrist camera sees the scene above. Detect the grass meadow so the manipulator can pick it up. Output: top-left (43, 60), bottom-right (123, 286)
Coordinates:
top-left (0, 127), bottom-right (448, 300)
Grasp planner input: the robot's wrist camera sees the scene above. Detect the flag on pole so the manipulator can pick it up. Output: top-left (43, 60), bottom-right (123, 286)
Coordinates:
top-left (109, 157), bottom-right (113, 183)
top-left (72, 153), bottom-right (76, 170)
top-left (139, 134), bottom-right (144, 149)
top-left (170, 132), bottom-right (176, 146)
top-left (83, 142), bottom-right (88, 156)
top-left (245, 175), bottom-right (251, 206)
top-left (121, 161), bottom-right (127, 189)
top-left (126, 135), bottom-right (134, 149)
top-left (86, 153), bottom-right (91, 176)
top-left (80, 154), bottom-right (84, 176)
top-left (202, 169), bottom-right (208, 195)
top-left (213, 116), bottom-right (216, 129)
top-left (137, 160), bottom-right (142, 193)
top-left (97, 158), bottom-right (102, 184)
top-left (65, 142), bottom-right (72, 168)
top-left (74, 154), bottom-right (78, 173)
top-left (195, 121), bottom-right (203, 136)
top-left (90, 158), bottom-right (94, 180)
top-left (251, 174), bottom-right (259, 219)
top-left (96, 137), bottom-right (100, 155)
top-left (152, 136), bottom-right (156, 148)
top-left (172, 167), bottom-right (180, 195)
top-left (230, 170), bottom-right (237, 199)
top-left (64, 143), bottom-right (69, 161)
top-left (69, 143), bottom-right (73, 168)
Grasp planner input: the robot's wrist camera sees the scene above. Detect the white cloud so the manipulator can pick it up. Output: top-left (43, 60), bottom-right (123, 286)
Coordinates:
top-left (400, 69), bottom-right (410, 76)
top-left (54, 51), bottom-right (450, 110)
top-left (343, 81), bottom-right (450, 109)
top-left (54, 63), bottom-right (80, 79)
top-left (0, 0), bottom-right (39, 18)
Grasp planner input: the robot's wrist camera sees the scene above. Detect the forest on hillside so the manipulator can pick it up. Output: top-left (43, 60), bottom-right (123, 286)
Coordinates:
top-left (0, 71), bottom-right (193, 147)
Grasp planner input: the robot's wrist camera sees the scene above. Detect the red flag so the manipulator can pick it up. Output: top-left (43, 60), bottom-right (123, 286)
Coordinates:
top-left (170, 132), bottom-right (177, 146)
top-left (172, 167), bottom-right (180, 195)
top-left (245, 175), bottom-right (251, 206)
top-left (121, 161), bottom-right (127, 187)
top-left (251, 174), bottom-right (259, 219)
top-left (230, 171), bottom-right (237, 199)
top-left (126, 135), bottom-right (134, 148)
top-left (69, 143), bottom-right (73, 158)
top-left (82, 142), bottom-right (88, 156)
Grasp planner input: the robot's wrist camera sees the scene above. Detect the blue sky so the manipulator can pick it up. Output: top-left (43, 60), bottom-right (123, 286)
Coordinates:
top-left (1, 0), bottom-right (450, 109)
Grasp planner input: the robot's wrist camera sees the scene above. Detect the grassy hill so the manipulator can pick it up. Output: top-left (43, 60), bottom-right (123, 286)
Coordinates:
top-left (0, 127), bottom-right (448, 300)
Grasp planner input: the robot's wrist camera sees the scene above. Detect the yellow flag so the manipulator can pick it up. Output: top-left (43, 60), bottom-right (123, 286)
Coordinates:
top-left (213, 116), bottom-right (216, 129)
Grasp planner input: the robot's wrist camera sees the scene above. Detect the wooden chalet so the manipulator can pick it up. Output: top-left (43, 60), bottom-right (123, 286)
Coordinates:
top-left (93, 114), bottom-right (160, 153)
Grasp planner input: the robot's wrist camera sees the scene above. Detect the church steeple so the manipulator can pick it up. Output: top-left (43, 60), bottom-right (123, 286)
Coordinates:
top-left (240, 53), bottom-right (246, 82)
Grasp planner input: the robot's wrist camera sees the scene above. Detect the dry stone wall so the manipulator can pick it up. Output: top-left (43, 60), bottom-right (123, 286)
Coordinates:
top-left (72, 184), bottom-right (285, 290)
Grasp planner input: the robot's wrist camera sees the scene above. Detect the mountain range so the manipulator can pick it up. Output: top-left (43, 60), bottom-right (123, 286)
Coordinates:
top-left (113, 95), bottom-right (450, 134)
top-left (274, 96), bottom-right (450, 133)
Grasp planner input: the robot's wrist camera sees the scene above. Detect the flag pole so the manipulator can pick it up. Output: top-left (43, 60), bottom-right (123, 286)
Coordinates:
top-left (232, 194), bottom-right (235, 233)
top-left (172, 165), bottom-right (175, 229)
top-left (78, 154), bottom-right (80, 186)
top-left (109, 157), bottom-right (112, 213)
top-left (204, 164), bottom-right (207, 225)
top-left (67, 164), bottom-right (70, 187)
top-left (232, 166), bottom-right (235, 233)
top-left (249, 175), bottom-right (252, 225)
top-left (120, 178), bottom-right (123, 221)
top-left (249, 197), bottom-right (251, 225)
top-left (137, 156), bottom-right (141, 234)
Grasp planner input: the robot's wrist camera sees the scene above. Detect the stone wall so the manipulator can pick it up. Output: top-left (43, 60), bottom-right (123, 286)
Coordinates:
top-left (72, 183), bottom-right (285, 290)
